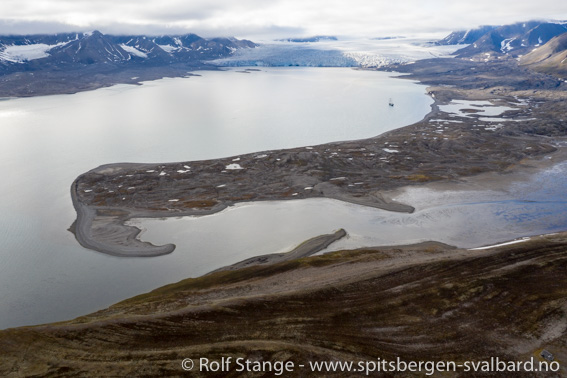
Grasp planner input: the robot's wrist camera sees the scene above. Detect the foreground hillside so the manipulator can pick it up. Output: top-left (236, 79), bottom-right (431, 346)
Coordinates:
top-left (0, 234), bottom-right (566, 376)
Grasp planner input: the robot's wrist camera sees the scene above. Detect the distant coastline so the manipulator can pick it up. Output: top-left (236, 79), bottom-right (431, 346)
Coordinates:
top-left (0, 64), bottom-right (213, 98)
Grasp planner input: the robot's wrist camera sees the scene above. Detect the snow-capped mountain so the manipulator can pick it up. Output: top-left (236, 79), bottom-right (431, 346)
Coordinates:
top-left (0, 30), bottom-right (255, 73)
top-left (439, 21), bottom-right (567, 58)
top-left (48, 31), bottom-right (131, 65)
top-left (111, 35), bottom-right (174, 63)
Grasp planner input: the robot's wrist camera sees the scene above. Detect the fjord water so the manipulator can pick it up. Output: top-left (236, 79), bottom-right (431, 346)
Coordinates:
top-left (2, 68), bottom-right (566, 330)
top-left (0, 68), bottom-right (433, 329)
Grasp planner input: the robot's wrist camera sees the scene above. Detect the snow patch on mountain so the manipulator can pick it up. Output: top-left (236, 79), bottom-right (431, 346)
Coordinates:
top-left (501, 38), bottom-right (516, 52)
top-left (157, 44), bottom-right (178, 53)
top-left (119, 44), bottom-right (148, 58)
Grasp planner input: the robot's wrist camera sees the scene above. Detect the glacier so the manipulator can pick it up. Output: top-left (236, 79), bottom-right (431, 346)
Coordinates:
top-left (212, 37), bottom-right (462, 68)
top-left (0, 42), bottom-right (68, 63)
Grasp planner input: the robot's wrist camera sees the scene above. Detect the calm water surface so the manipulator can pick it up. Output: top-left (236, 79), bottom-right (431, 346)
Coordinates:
top-left (1, 67), bottom-right (566, 330)
top-left (0, 68), bottom-right (432, 329)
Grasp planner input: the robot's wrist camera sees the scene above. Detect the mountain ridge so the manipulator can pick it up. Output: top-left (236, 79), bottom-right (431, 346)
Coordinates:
top-left (438, 20), bottom-right (567, 59)
top-left (437, 25), bottom-right (497, 45)
top-left (0, 30), bottom-right (256, 97)
top-left (0, 30), bottom-right (255, 73)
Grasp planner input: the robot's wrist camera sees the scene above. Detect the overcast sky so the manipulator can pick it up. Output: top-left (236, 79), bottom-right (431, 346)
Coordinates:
top-left (1, 0), bottom-right (566, 39)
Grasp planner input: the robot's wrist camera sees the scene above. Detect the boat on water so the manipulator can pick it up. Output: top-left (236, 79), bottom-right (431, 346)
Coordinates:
top-left (389, 98), bottom-right (394, 107)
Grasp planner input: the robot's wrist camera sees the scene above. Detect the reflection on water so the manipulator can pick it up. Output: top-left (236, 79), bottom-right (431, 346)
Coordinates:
top-left (0, 68), bottom-right (433, 329)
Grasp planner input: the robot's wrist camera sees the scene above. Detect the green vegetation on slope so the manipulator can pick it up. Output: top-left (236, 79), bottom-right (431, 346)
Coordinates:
top-left (1, 235), bottom-right (565, 377)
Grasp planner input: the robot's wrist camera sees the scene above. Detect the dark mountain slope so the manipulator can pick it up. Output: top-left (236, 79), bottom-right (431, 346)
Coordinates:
top-left (437, 25), bottom-right (497, 45)
top-left (48, 31), bottom-right (130, 65)
top-left (520, 32), bottom-right (567, 77)
top-left (439, 21), bottom-right (567, 59)
top-left (0, 30), bottom-right (255, 74)
top-left (109, 35), bottom-right (174, 64)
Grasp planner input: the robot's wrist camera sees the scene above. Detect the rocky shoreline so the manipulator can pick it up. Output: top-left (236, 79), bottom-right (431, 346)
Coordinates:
top-left (70, 58), bottom-right (567, 257)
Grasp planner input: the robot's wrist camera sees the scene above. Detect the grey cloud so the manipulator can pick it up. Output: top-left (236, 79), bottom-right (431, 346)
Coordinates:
top-left (0, 0), bottom-right (565, 39)
top-left (0, 19), bottom-right (83, 35)
top-left (0, 18), bottom-right (304, 39)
